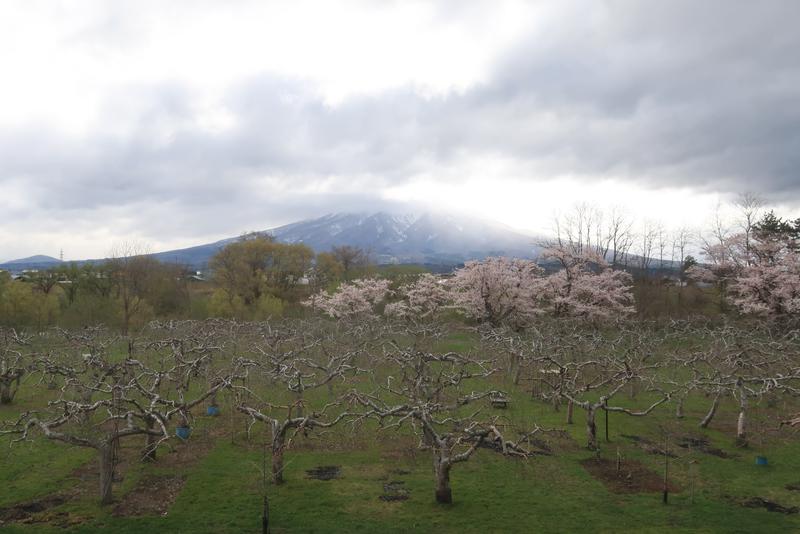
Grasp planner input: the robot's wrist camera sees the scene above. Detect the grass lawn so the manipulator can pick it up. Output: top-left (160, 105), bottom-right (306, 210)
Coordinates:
top-left (2, 331), bottom-right (800, 533)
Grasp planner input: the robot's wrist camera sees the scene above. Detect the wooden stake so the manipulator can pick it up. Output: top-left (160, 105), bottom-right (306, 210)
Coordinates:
top-left (662, 434), bottom-right (669, 505)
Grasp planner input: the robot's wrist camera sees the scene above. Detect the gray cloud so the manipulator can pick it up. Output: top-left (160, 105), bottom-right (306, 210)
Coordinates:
top-left (2, 0), bottom-right (800, 259)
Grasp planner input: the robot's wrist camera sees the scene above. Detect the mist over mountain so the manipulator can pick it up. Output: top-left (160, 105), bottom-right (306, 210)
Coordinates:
top-left (266, 212), bottom-right (539, 265)
top-left (0, 212), bottom-right (541, 271)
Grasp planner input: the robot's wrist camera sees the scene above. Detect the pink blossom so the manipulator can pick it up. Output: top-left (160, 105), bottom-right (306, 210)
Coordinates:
top-left (304, 278), bottom-right (391, 319)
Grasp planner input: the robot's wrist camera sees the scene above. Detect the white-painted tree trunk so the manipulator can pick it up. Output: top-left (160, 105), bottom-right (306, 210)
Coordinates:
top-left (737, 387), bottom-right (747, 443)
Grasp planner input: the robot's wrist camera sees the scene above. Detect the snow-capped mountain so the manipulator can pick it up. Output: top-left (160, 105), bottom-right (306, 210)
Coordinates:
top-left (1, 212), bottom-right (540, 270)
top-left (268, 212), bottom-right (539, 265)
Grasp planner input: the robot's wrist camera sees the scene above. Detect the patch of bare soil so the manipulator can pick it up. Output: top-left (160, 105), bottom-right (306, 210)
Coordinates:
top-left (621, 435), bottom-right (678, 458)
top-left (379, 481), bottom-right (410, 502)
top-left (0, 495), bottom-right (86, 528)
top-left (306, 465), bottom-right (341, 480)
top-left (580, 458), bottom-right (681, 494)
top-left (1, 424), bottom-right (220, 528)
top-left (676, 436), bottom-right (733, 458)
top-left (113, 475), bottom-right (187, 517)
top-left (739, 497), bottom-right (799, 514)
top-left (0, 495), bottom-right (65, 523)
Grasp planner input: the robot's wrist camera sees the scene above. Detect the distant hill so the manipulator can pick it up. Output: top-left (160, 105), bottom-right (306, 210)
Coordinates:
top-left (1, 212), bottom-right (541, 271)
top-left (0, 255), bottom-right (62, 271)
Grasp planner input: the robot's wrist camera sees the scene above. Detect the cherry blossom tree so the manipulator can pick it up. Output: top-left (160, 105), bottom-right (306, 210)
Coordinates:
top-left (729, 221), bottom-right (800, 321)
top-left (686, 234), bottom-right (748, 310)
top-left (539, 246), bottom-right (634, 321)
top-left (384, 273), bottom-right (450, 321)
top-left (690, 210), bottom-right (800, 322)
top-left (304, 278), bottom-right (391, 319)
top-left (450, 257), bottom-right (544, 330)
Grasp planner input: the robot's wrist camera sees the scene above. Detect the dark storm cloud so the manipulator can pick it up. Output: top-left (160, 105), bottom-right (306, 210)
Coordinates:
top-left (2, 0), bottom-right (800, 248)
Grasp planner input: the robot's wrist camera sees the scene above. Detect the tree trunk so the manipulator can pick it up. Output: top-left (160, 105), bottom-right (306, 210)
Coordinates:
top-left (675, 395), bottom-right (685, 419)
top-left (272, 436), bottom-right (285, 485)
top-left (586, 406), bottom-right (598, 450)
top-left (699, 393), bottom-right (720, 429)
top-left (434, 460), bottom-right (452, 504)
top-left (98, 442), bottom-right (115, 505)
top-left (294, 391), bottom-right (305, 418)
top-left (0, 381), bottom-right (13, 404)
top-left (509, 353), bottom-right (521, 385)
top-left (143, 418), bottom-right (158, 461)
top-left (512, 359), bottom-right (522, 386)
top-left (422, 425), bottom-right (436, 447)
top-left (737, 392), bottom-right (747, 444)
top-left (628, 379), bottom-right (639, 399)
top-left (566, 400), bottom-right (574, 425)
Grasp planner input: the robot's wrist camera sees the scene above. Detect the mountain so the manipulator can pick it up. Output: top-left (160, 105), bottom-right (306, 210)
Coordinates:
top-left (268, 212), bottom-right (539, 265)
top-left (5, 255), bottom-right (61, 265)
top-left (153, 212), bottom-right (540, 268)
top-left (1, 212), bottom-right (541, 271)
top-left (0, 255), bottom-right (62, 270)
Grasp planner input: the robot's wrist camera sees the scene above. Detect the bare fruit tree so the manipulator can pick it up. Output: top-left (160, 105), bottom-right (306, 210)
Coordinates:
top-left (0, 328), bottom-right (31, 404)
top-left (235, 321), bottom-right (370, 483)
top-left (674, 324), bottom-right (800, 445)
top-left (2, 323), bottom-right (243, 505)
top-left (535, 327), bottom-right (671, 450)
top-left (351, 345), bottom-right (538, 503)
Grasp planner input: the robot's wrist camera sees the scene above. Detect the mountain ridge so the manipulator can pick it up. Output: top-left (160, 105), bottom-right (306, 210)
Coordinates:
top-left (1, 212), bottom-right (541, 270)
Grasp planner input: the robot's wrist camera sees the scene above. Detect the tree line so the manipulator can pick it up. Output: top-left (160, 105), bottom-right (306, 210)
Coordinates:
top-left (0, 237), bottom-right (374, 331)
top-left (2, 193), bottom-right (797, 331)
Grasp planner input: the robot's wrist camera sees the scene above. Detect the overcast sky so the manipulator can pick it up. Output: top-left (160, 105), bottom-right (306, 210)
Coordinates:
top-left (2, 0), bottom-right (799, 261)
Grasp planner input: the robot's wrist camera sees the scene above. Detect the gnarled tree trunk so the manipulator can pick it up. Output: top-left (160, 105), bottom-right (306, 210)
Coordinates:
top-left (699, 392), bottom-right (721, 429)
top-left (98, 441), bottom-right (115, 505)
top-left (0, 380), bottom-right (13, 404)
top-left (272, 424), bottom-right (286, 485)
top-left (586, 405), bottom-right (598, 450)
top-left (143, 417), bottom-right (158, 461)
top-left (434, 456), bottom-right (452, 504)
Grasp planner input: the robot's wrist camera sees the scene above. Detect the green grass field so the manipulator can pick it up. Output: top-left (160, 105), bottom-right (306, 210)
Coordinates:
top-left (2, 329), bottom-right (800, 533)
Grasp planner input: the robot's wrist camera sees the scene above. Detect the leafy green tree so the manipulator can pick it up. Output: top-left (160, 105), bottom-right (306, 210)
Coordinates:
top-left (312, 252), bottom-right (344, 291)
top-left (0, 281), bottom-right (60, 329)
top-left (331, 245), bottom-right (372, 280)
top-left (210, 234), bottom-right (313, 313)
